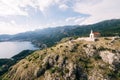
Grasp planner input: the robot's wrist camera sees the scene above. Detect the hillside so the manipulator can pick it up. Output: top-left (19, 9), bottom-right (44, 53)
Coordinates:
top-left (0, 19), bottom-right (120, 47)
top-left (1, 37), bottom-right (120, 80)
top-left (0, 50), bottom-right (34, 76)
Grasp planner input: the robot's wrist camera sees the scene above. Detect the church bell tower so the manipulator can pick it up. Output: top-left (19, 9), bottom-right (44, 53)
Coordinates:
top-left (89, 30), bottom-right (94, 39)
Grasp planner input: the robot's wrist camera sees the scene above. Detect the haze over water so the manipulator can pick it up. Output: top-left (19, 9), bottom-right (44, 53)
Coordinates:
top-left (0, 41), bottom-right (38, 58)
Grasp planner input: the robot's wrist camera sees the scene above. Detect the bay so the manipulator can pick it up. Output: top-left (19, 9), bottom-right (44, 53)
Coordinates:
top-left (0, 41), bottom-right (38, 58)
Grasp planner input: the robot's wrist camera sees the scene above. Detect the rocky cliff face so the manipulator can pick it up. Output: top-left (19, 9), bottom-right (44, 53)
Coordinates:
top-left (2, 37), bottom-right (120, 80)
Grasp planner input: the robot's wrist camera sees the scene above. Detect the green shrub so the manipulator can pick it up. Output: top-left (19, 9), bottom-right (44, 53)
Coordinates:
top-left (83, 44), bottom-right (87, 48)
top-left (50, 48), bottom-right (54, 51)
top-left (27, 57), bottom-right (32, 62)
top-left (23, 64), bottom-right (28, 69)
top-left (93, 54), bottom-right (102, 60)
top-left (65, 46), bottom-right (68, 48)
top-left (104, 38), bottom-right (111, 40)
top-left (60, 71), bottom-right (64, 76)
top-left (107, 72), bottom-right (116, 78)
top-left (49, 66), bottom-right (60, 74)
top-left (60, 45), bottom-right (63, 48)
top-left (49, 68), bottom-right (56, 73)
top-left (64, 68), bottom-right (69, 73)
top-left (98, 46), bottom-right (106, 51)
top-left (32, 54), bottom-right (39, 59)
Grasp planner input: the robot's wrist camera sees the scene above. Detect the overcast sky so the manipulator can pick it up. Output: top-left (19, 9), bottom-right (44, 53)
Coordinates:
top-left (0, 0), bottom-right (120, 34)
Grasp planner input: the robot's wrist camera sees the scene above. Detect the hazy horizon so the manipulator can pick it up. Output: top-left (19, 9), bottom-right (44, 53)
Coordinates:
top-left (0, 0), bottom-right (120, 34)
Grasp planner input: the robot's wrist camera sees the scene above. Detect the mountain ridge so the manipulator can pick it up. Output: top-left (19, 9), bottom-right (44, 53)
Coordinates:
top-left (0, 19), bottom-right (120, 80)
top-left (0, 19), bottom-right (120, 47)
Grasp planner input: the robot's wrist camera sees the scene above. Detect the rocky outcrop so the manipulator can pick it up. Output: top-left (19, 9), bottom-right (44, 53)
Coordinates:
top-left (2, 38), bottom-right (120, 80)
top-left (100, 51), bottom-right (115, 64)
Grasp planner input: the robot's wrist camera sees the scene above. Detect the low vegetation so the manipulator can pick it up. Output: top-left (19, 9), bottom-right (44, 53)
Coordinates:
top-left (0, 50), bottom-right (34, 76)
top-left (1, 37), bottom-right (120, 80)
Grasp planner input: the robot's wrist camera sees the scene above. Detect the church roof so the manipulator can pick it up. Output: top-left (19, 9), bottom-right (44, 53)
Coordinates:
top-left (93, 32), bottom-right (100, 35)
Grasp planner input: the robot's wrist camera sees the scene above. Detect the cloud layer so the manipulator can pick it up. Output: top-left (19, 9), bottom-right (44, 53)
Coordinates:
top-left (0, 0), bottom-right (120, 34)
top-left (74, 0), bottom-right (120, 24)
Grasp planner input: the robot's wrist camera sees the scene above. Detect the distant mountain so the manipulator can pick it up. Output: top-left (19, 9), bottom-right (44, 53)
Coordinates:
top-left (0, 19), bottom-right (120, 47)
top-left (0, 35), bottom-right (13, 41)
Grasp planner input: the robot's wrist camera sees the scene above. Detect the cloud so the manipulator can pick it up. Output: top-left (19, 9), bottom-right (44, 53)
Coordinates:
top-left (37, 0), bottom-right (54, 12)
top-left (0, 0), bottom-right (120, 21)
top-left (65, 16), bottom-right (88, 25)
top-left (0, 0), bottom-right (67, 16)
top-left (73, 0), bottom-right (120, 24)
top-left (0, 0), bottom-right (28, 16)
top-left (0, 21), bottom-right (34, 34)
top-left (66, 17), bottom-right (76, 22)
top-left (0, 0), bottom-right (120, 34)
top-left (59, 4), bottom-right (69, 10)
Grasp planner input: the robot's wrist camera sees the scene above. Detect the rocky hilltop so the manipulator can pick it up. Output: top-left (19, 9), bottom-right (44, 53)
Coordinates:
top-left (1, 37), bottom-right (120, 80)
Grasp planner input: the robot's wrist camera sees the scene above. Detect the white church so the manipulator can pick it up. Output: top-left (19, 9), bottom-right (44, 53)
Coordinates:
top-left (77, 30), bottom-right (100, 41)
